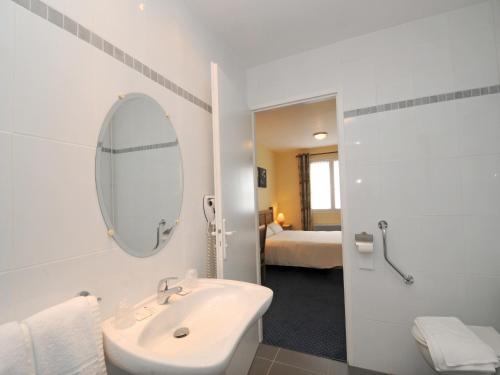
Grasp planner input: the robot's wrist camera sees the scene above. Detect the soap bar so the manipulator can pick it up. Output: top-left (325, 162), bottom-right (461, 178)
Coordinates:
top-left (178, 289), bottom-right (191, 296)
top-left (135, 307), bottom-right (154, 321)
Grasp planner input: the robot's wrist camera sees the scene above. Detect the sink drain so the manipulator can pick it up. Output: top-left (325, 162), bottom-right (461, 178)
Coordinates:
top-left (173, 327), bottom-right (189, 338)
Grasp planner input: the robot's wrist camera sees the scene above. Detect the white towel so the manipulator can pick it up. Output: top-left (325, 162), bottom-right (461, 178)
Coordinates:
top-left (415, 317), bottom-right (499, 373)
top-left (0, 321), bottom-right (35, 375)
top-left (23, 296), bottom-right (106, 375)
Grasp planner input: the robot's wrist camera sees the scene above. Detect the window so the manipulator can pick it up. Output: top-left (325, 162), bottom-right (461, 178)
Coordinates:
top-left (310, 159), bottom-right (341, 210)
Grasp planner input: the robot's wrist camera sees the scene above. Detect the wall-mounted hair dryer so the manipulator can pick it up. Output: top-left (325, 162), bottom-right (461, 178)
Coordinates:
top-left (203, 195), bottom-right (216, 224)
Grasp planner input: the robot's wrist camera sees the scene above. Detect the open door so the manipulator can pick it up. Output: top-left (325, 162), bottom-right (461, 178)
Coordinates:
top-left (211, 62), bottom-right (260, 375)
top-left (211, 62), bottom-right (258, 284)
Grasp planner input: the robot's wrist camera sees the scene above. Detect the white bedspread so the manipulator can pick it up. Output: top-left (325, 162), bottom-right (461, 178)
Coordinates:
top-left (265, 230), bottom-right (342, 269)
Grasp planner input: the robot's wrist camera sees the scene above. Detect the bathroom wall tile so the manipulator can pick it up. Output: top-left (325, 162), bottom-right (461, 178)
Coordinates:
top-left (351, 265), bottom-right (420, 326)
top-left (377, 161), bottom-right (425, 218)
top-left (416, 271), bottom-right (467, 319)
top-left (340, 58), bottom-right (377, 111)
top-left (0, 250), bottom-right (111, 322)
top-left (0, 0), bottom-right (14, 133)
top-left (497, 43), bottom-right (500, 82)
top-left (463, 275), bottom-right (500, 329)
top-left (421, 158), bottom-right (462, 215)
top-left (377, 109), bottom-right (418, 162)
top-left (420, 216), bottom-right (465, 274)
top-left (345, 162), bottom-right (380, 223)
top-left (343, 115), bottom-right (380, 163)
top-left (461, 154), bottom-right (500, 215)
top-left (13, 8), bottom-right (98, 146)
top-left (374, 50), bottom-right (413, 105)
top-left (414, 101), bottom-right (459, 159)
top-left (456, 95), bottom-right (500, 156)
top-left (47, 6), bottom-right (63, 28)
top-left (447, 3), bottom-right (499, 90)
top-left (43, 0), bottom-right (97, 31)
top-left (0, 133), bottom-right (13, 272)
top-left (411, 39), bottom-right (454, 99)
top-left (30, 0), bottom-right (48, 19)
top-left (463, 214), bottom-right (500, 277)
top-left (351, 318), bottom-right (432, 375)
top-left (494, 0), bottom-right (500, 41)
top-left (9, 135), bottom-right (112, 271)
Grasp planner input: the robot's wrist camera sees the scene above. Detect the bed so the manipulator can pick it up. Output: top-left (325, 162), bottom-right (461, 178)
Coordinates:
top-left (259, 208), bottom-right (343, 269)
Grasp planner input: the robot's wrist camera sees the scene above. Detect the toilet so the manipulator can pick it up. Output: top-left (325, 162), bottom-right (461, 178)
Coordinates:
top-left (412, 323), bottom-right (500, 375)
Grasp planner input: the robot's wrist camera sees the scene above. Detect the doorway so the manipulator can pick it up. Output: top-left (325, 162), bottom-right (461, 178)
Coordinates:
top-left (252, 95), bottom-right (347, 362)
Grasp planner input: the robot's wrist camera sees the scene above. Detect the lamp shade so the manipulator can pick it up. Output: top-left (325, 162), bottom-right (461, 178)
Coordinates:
top-left (276, 212), bottom-right (285, 225)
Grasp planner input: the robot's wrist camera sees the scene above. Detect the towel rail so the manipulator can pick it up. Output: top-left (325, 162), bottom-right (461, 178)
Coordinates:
top-left (378, 220), bottom-right (414, 285)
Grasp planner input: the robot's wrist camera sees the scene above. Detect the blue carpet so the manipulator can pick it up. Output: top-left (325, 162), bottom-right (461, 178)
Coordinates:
top-left (262, 266), bottom-right (347, 361)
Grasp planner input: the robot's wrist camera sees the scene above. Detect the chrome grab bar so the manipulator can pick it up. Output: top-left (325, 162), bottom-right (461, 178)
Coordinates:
top-left (378, 220), bottom-right (414, 285)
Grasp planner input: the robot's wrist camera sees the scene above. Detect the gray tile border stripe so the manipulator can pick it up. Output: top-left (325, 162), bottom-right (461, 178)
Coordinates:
top-left (47, 6), bottom-right (63, 27)
top-left (13, 0), bottom-right (29, 10)
top-left (63, 15), bottom-right (77, 36)
top-left (98, 140), bottom-right (179, 154)
top-left (30, 0), bottom-right (47, 18)
top-left (11, 0), bottom-right (212, 114)
top-left (344, 84), bottom-right (500, 119)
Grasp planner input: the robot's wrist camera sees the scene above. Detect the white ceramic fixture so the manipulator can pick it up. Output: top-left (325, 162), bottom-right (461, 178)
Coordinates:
top-left (103, 278), bottom-right (273, 375)
top-left (412, 323), bottom-right (500, 375)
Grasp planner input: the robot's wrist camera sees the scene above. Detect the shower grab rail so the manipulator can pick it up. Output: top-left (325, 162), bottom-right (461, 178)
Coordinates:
top-left (153, 219), bottom-right (176, 250)
top-left (378, 220), bottom-right (414, 285)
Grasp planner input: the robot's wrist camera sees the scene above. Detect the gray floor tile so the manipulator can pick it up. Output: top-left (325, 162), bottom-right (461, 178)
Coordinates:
top-left (275, 348), bottom-right (331, 374)
top-left (269, 362), bottom-right (318, 375)
top-left (256, 344), bottom-right (279, 360)
top-left (328, 360), bottom-right (348, 375)
top-left (348, 366), bottom-right (387, 375)
top-left (248, 357), bottom-right (273, 375)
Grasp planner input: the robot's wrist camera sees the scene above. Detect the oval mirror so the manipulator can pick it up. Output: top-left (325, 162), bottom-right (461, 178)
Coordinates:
top-left (96, 94), bottom-right (183, 257)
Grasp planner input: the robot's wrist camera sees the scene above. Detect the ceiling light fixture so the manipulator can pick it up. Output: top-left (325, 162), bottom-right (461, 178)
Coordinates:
top-left (313, 131), bottom-right (328, 140)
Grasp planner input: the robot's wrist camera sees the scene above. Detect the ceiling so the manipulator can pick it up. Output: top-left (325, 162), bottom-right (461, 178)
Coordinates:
top-left (255, 98), bottom-right (337, 151)
top-left (185, 0), bottom-right (486, 67)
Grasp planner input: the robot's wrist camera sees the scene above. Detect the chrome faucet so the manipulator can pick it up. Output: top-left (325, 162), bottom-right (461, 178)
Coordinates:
top-left (157, 277), bottom-right (183, 305)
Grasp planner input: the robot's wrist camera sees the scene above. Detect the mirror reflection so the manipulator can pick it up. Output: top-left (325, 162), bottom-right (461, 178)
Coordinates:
top-left (96, 94), bottom-right (183, 257)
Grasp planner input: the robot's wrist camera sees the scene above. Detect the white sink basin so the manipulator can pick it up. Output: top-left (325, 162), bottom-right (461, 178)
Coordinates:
top-left (102, 278), bottom-right (273, 375)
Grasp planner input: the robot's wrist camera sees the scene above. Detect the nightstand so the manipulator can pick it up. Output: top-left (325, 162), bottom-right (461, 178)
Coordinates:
top-left (281, 224), bottom-right (293, 231)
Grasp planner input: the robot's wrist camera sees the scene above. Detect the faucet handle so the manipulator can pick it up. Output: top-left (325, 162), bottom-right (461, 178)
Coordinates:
top-left (158, 277), bottom-right (178, 293)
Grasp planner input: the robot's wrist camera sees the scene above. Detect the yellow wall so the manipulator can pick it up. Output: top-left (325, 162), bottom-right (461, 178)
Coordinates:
top-left (273, 145), bottom-right (341, 230)
top-left (255, 145), bottom-right (277, 215)
top-left (274, 149), bottom-right (301, 229)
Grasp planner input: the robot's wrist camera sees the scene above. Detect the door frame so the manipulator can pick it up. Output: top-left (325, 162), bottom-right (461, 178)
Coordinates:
top-left (249, 89), bottom-right (353, 363)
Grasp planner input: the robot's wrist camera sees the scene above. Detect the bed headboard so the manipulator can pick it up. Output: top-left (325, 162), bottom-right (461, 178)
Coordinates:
top-left (258, 207), bottom-right (274, 226)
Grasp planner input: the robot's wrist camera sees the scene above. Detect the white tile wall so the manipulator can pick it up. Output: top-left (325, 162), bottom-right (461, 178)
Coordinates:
top-left (448, 3), bottom-right (499, 91)
top-left (0, 0), bottom-right (14, 133)
top-left (247, 1), bottom-right (500, 374)
top-left (13, 8), bottom-right (98, 146)
top-left (0, 0), bottom-right (244, 325)
top-left (457, 95), bottom-right (500, 156)
top-left (10, 135), bottom-right (111, 271)
top-left (0, 133), bottom-right (13, 272)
